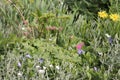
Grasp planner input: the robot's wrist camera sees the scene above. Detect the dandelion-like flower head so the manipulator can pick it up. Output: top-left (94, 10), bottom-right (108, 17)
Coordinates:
top-left (98, 11), bottom-right (108, 19)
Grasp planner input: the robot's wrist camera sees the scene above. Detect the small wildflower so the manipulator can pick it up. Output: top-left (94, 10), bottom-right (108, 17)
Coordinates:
top-left (77, 49), bottom-right (85, 55)
top-left (58, 0), bottom-right (63, 5)
top-left (38, 69), bottom-right (45, 74)
top-left (17, 72), bottom-right (22, 77)
top-left (98, 52), bottom-right (103, 56)
top-left (109, 14), bottom-right (119, 21)
top-left (36, 65), bottom-right (40, 69)
top-left (43, 66), bottom-right (47, 70)
top-left (39, 58), bottom-right (44, 63)
top-left (109, 37), bottom-right (113, 44)
top-left (49, 38), bottom-right (52, 41)
top-left (98, 11), bottom-right (108, 19)
top-left (105, 34), bottom-right (111, 38)
top-left (49, 64), bottom-right (53, 68)
top-left (93, 67), bottom-right (97, 71)
top-left (22, 27), bottom-right (25, 30)
top-left (18, 62), bottom-right (22, 67)
top-left (56, 66), bottom-right (60, 70)
top-left (105, 34), bottom-right (113, 44)
top-left (76, 42), bottom-right (85, 55)
top-left (70, 35), bottom-right (74, 39)
top-left (25, 54), bottom-right (32, 58)
top-left (76, 42), bottom-right (84, 50)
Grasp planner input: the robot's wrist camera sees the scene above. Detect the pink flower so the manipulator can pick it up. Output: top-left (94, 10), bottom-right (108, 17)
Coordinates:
top-left (76, 42), bottom-right (84, 50)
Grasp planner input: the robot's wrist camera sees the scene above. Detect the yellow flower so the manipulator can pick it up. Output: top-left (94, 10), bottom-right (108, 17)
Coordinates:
top-left (98, 11), bottom-right (108, 19)
top-left (109, 14), bottom-right (119, 22)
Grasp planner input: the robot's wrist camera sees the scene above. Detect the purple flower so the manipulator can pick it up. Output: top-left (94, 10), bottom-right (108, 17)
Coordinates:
top-left (25, 54), bottom-right (32, 58)
top-left (77, 49), bottom-right (85, 55)
top-left (109, 37), bottom-right (113, 44)
top-left (105, 34), bottom-right (113, 44)
top-left (18, 62), bottom-right (22, 67)
top-left (39, 58), bottom-right (44, 63)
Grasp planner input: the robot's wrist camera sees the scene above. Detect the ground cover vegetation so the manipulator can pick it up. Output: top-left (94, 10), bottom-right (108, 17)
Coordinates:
top-left (0, 0), bottom-right (120, 80)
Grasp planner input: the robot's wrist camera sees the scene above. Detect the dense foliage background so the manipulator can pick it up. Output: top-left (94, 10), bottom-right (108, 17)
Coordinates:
top-left (0, 0), bottom-right (120, 80)
top-left (63, 0), bottom-right (110, 21)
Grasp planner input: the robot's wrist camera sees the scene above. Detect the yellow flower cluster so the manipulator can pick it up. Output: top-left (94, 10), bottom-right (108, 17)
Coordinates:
top-left (98, 11), bottom-right (108, 19)
top-left (98, 11), bottom-right (119, 22)
top-left (109, 14), bottom-right (119, 22)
